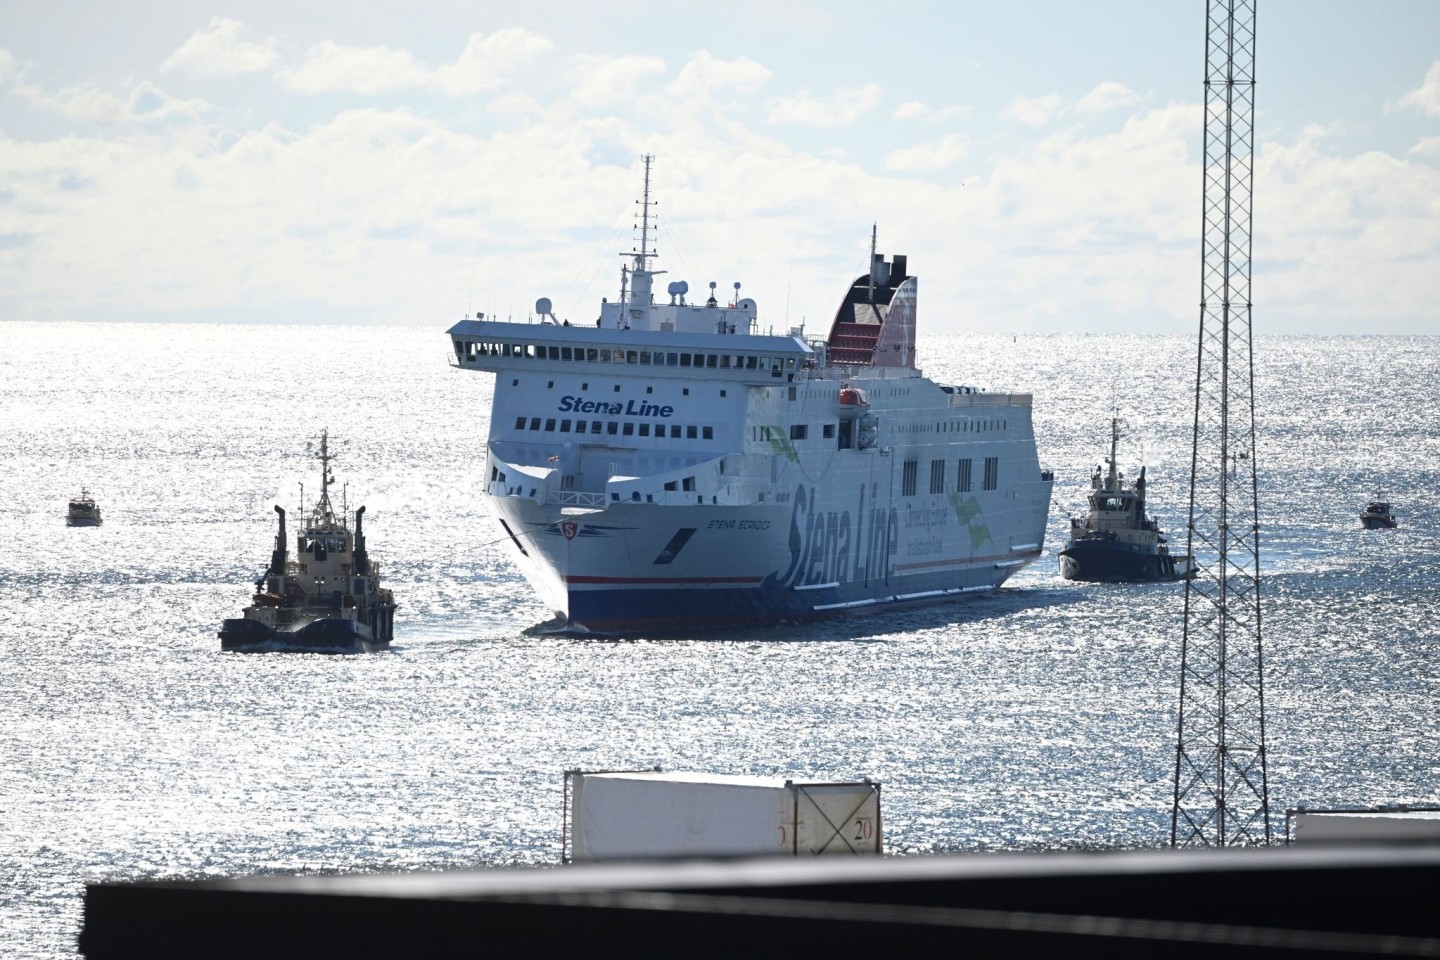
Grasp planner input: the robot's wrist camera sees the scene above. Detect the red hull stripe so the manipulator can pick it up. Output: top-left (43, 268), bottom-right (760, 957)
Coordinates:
top-left (895, 548), bottom-right (1042, 573)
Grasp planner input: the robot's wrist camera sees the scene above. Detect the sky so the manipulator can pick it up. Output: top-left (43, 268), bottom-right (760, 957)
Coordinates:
top-left (1, 0), bottom-right (1438, 335)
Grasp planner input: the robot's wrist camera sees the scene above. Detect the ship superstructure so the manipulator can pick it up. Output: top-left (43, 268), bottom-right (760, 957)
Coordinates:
top-left (448, 157), bottom-right (1053, 632)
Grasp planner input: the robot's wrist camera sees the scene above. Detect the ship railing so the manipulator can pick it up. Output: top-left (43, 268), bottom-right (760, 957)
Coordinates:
top-left (548, 490), bottom-right (609, 508)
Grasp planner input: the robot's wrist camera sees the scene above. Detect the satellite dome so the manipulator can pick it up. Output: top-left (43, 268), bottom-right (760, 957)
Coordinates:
top-left (535, 297), bottom-right (553, 315)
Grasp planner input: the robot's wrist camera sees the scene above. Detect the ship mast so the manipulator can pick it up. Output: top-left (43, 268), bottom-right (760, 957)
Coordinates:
top-left (867, 222), bottom-right (878, 303)
top-left (620, 154), bottom-right (664, 328)
top-left (1105, 416), bottom-right (1123, 491)
top-left (314, 428), bottom-right (337, 524)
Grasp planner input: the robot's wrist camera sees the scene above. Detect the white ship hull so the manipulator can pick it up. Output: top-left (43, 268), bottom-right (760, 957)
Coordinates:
top-left (474, 368), bottom-right (1050, 632)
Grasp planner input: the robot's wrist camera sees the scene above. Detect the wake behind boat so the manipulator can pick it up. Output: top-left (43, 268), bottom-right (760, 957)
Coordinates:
top-left (1058, 417), bottom-right (1192, 583)
top-left (447, 156), bottom-right (1054, 633)
top-left (219, 431), bottom-right (396, 653)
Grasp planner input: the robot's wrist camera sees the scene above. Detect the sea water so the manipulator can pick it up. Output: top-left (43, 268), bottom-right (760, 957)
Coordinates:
top-left (1, 322), bottom-right (1437, 956)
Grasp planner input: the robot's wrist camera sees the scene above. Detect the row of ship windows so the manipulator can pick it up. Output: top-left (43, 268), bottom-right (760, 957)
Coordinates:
top-left (514, 416), bottom-right (715, 440)
top-left (749, 424), bottom-right (835, 442)
top-left (902, 456), bottom-right (1000, 496)
top-left (899, 419), bottom-right (1007, 434)
top-left (467, 340), bottom-right (796, 374)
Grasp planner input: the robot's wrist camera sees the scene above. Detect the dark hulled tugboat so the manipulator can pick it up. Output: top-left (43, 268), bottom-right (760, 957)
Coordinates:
top-left (219, 431), bottom-right (396, 653)
top-left (1059, 417), bottom-right (1193, 583)
top-left (66, 488), bottom-right (102, 526)
top-left (1360, 500), bottom-right (1397, 529)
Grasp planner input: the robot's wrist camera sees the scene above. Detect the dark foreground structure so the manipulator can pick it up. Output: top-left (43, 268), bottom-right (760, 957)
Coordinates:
top-left (82, 844), bottom-right (1440, 958)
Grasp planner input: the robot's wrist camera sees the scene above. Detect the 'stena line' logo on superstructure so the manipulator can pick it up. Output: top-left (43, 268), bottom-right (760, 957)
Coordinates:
top-left (558, 396), bottom-right (675, 417)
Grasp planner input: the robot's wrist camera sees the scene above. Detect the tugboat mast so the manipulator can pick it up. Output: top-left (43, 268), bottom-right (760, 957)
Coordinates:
top-left (314, 429), bottom-right (338, 524)
top-left (1104, 416), bottom-right (1124, 491)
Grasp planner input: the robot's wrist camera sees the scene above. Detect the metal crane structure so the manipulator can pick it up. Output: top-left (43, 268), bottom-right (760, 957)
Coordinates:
top-left (1171, 0), bottom-right (1271, 847)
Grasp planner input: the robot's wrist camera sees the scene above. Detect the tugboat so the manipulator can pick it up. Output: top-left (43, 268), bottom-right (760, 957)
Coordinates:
top-left (1059, 418), bottom-right (1192, 583)
top-left (66, 488), bottom-right (102, 526)
top-left (1360, 500), bottom-right (1397, 530)
top-left (219, 431), bottom-right (396, 653)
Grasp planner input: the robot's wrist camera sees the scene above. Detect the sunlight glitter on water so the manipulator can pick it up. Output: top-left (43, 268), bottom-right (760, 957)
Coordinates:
top-left (1, 322), bottom-right (1438, 956)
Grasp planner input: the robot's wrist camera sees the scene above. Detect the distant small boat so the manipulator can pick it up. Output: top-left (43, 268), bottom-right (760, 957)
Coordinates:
top-left (1360, 501), bottom-right (1397, 530)
top-left (66, 489), bottom-right (102, 526)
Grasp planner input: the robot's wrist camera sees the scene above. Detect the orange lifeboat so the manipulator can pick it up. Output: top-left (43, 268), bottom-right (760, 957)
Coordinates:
top-left (839, 387), bottom-right (869, 420)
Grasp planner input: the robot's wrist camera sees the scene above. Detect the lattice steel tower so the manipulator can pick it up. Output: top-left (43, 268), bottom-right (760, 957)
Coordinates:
top-left (1171, 0), bottom-right (1271, 847)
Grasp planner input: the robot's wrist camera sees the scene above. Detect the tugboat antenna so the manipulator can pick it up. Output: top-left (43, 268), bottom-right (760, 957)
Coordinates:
top-left (315, 428), bottom-right (337, 521)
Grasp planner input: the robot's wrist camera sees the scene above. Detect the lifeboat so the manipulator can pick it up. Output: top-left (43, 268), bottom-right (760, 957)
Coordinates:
top-left (839, 387), bottom-right (869, 420)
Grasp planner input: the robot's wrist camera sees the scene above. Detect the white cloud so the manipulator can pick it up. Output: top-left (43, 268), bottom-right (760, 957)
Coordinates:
top-left (283, 29), bottom-right (551, 96)
top-left (0, 48), bottom-right (21, 83)
top-left (571, 54), bottom-right (667, 108)
top-left (667, 52), bottom-right (771, 99)
top-left (885, 134), bottom-right (969, 172)
top-left (1002, 93), bottom-right (1062, 126)
top-left (161, 18), bottom-right (281, 78)
top-left (432, 29), bottom-right (554, 96)
top-left (285, 41), bottom-right (430, 95)
top-left (1076, 81), bottom-right (1141, 115)
top-left (10, 79), bottom-right (205, 124)
top-left (1409, 135), bottom-right (1440, 158)
top-left (892, 100), bottom-right (971, 123)
top-left (1388, 60), bottom-right (1440, 116)
top-left (767, 82), bottom-right (882, 126)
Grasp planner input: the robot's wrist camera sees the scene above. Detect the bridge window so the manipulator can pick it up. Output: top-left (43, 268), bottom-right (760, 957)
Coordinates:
top-left (592, 421), bottom-right (603, 433)
top-left (703, 426), bottom-right (714, 440)
top-left (622, 423), bottom-right (634, 436)
top-left (561, 347), bottom-right (573, 361)
top-left (639, 424), bottom-right (650, 437)
top-left (544, 419), bottom-right (556, 431)
top-left (575, 421), bottom-right (588, 434)
top-left (670, 425), bottom-right (681, 438)
top-left (607, 422), bottom-right (619, 435)
top-left (515, 417), bottom-right (526, 429)
top-left (560, 420), bottom-right (571, 433)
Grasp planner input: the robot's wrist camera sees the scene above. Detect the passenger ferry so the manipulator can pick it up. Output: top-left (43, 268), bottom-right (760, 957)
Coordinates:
top-left (448, 157), bottom-right (1053, 632)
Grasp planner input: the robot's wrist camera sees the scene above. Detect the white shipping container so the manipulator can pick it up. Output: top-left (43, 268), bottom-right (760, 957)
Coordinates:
top-left (563, 770), bottom-right (882, 862)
